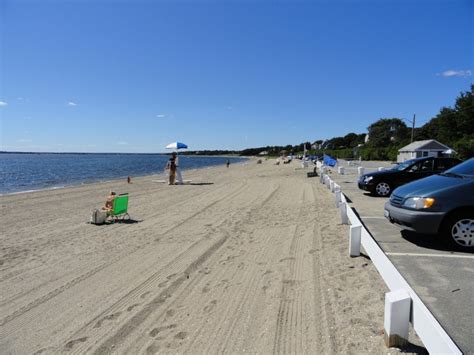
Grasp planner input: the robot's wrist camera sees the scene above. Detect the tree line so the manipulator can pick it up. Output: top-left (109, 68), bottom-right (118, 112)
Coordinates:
top-left (184, 85), bottom-right (473, 160)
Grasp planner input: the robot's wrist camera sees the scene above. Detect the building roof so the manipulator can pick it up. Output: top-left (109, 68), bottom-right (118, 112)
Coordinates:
top-left (398, 139), bottom-right (451, 152)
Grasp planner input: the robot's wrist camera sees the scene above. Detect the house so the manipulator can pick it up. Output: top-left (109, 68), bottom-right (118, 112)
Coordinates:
top-left (397, 139), bottom-right (455, 162)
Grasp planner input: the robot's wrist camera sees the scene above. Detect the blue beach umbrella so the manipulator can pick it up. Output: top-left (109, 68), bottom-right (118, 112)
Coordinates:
top-left (165, 141), bottom-right (188, 150)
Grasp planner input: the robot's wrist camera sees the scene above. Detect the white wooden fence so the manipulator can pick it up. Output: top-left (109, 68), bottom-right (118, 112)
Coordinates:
top-left (319, 167), bottom-right (462, 354)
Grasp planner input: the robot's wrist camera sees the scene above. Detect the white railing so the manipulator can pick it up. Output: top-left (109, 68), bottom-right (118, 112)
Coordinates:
top-left (319, 167), bottom-right (462, 354)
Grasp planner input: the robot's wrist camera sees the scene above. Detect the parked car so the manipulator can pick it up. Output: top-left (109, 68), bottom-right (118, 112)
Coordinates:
top-left (358, 157), bottom-right (461, 197)
top-left (384, 158), bottom-right (474, 249)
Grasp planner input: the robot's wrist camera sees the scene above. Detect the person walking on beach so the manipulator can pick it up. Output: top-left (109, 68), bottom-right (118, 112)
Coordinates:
top-left (166, 153), bottom-right (177, 185)
top-left (226, 159), bottom-right (230, 168)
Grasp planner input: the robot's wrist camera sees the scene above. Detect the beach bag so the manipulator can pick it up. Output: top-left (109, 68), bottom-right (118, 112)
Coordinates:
top-left (90, 209), bottom-right (107, 225)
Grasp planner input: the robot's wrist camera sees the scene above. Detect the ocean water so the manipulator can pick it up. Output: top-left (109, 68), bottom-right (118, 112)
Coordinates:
top-left (0, 153), bottom-right (247, 195)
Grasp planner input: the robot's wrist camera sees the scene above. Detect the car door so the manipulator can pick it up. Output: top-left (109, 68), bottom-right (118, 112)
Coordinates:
top-left (401, 159), bottom-right (434, 186)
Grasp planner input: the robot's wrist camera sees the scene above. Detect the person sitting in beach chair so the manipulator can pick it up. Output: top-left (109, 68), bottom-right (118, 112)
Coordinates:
top-left (102, 191), bottom-right (116, 212)
top-left (102, 191), bottom-right (130, 222)
top-left (91, 191), bottom-right (129, 225)
top-left (107, 193), bottom-right (130, 222)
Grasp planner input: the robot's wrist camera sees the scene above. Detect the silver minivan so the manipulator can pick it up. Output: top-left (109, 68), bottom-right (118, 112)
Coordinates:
top-left (385, 158), bottom-right (474, 250)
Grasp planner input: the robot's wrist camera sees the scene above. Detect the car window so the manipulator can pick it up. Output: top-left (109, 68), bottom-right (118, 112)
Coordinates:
top-left (420, 159), bottom-right (433, 171)
top-left (434, 159), bottom-right (456, 171)
top-left (393, 159), bottom-right (416, 171)
top-left (407, 162), bottom-right (421, 172)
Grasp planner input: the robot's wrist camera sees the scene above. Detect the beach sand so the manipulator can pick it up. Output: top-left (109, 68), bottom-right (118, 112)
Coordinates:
top-left (0, 160), bottom-right (420, 354)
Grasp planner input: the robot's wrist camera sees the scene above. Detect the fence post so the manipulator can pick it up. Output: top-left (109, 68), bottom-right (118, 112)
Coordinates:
top-left (349, 224), bottom-right (361, 257)
top-left (338, 166), bottom-right (345, 175)
top-left (330, 180), bottom-right (335, 192)
top-left (339, 202), bottom-right (349, 224)
top-left (358, 167), bottom-right (365, 176)
top-left (335, 190), bottom-right (342, 208)
top-left (384, 290), bottom-right (411, 348)
top-left (327, 178), bottom-right (331, 190)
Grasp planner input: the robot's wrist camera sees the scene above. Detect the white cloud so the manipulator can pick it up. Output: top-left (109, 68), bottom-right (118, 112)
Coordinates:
top-left (67, 101), bottom-right (77, 106)
top-left (438, 70), bottom-right (472, 77)
top-left (0, 101), bottom-right (8, 106)
top-left (156, 114), bottom-right (166, 118)
top-left (118, 141), bottom-right (129, 145)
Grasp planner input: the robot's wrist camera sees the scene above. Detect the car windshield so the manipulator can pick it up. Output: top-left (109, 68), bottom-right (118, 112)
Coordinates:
top-left (443, 158), bottom-right (474, 177)
top-left (392, 159), bottom-right (416, 171)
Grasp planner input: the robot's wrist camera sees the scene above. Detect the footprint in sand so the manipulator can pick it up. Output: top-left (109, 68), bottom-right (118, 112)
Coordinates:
top-left (64, 337), bottom-right (88, 350)
top-left (145, 343), bottom-right (160, 354)
top-left (141, 291), bottom-right (152, 299)
top-left (158, 281), bottom-right (168, 287)
top-left (127, 303), bottom-right (139, 312)
top-left (149, 324), bottom-right (177, 337)
top-left (203, 300), bottom-right (217, 313)
top-left (174, 331), bottom-right (188, 340)
top-left (94, 312), bottom-right (122, 328)
top-left (166, 309), bottom-right (176, 317)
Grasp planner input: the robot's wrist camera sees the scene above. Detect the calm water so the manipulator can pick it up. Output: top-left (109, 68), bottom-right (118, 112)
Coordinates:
top-left (0, 153), bottom-right (247, 194)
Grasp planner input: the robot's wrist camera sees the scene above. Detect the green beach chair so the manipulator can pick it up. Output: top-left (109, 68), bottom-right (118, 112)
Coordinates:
top-left (109, 193), bottom-right (130, 222)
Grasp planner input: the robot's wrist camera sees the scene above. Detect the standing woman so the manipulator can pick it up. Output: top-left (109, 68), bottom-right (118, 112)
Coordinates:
top-left (175, 153), bottom-right (183, 184)
top-left (166, 153), bottom-right (177, 185)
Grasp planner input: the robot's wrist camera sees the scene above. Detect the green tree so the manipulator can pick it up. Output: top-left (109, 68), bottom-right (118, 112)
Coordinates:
top-left (367, 118), bottom-right (410, 148)
top-left (418, 85), bottom-right (473, 158)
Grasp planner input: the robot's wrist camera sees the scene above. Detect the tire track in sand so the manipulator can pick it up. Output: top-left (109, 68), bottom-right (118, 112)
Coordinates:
top-left (0, 182), bottom-right (249, 337)
top-left (175, 182), bottom-right (283, 353)
top-left (309, 182), bottom-right (337, 353)
top-left (113, 181), bottom-right (281, 354)
top-left (62, 181), bottom-right (270, 354)
top-left (272, 184), bottom-right (316, 354)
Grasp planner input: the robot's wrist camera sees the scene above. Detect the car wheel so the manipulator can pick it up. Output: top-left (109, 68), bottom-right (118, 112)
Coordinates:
top-left (375, 182), bottom-right (391, 197)
top-left (442, 211), bottom-right (474, 249)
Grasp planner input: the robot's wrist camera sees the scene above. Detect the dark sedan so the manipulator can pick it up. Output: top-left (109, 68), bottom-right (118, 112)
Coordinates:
top-left (358, 157), bottom-right (461, 197)
top-left (384, 158), bottom-right (474, 249)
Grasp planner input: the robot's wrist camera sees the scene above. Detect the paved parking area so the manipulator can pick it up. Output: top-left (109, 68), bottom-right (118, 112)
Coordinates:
top-left (327, 160), bottom-right (473, 353)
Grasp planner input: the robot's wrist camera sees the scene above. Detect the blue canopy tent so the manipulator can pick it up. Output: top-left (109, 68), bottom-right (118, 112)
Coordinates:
top-left (323, 154), bottom-right (337, 167)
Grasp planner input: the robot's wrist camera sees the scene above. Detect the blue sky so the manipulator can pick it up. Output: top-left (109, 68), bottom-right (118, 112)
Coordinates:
top-left (0, 0), bottom-right (472, 153)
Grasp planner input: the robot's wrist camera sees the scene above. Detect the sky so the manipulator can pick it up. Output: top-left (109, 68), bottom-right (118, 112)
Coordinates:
top-left (0, 0), bottom-right (472, 153)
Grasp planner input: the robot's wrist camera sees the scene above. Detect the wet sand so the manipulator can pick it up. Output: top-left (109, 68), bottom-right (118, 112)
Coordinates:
top-left (1, 160), bottom-right (413, 353)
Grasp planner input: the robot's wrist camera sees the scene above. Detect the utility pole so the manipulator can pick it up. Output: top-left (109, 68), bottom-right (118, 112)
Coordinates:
top-left (411, 114), bottom-right (416, 143)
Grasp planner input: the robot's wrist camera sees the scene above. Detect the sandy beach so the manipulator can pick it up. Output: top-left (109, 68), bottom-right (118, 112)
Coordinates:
top-left (1, 160), bottom-right (415, 354)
